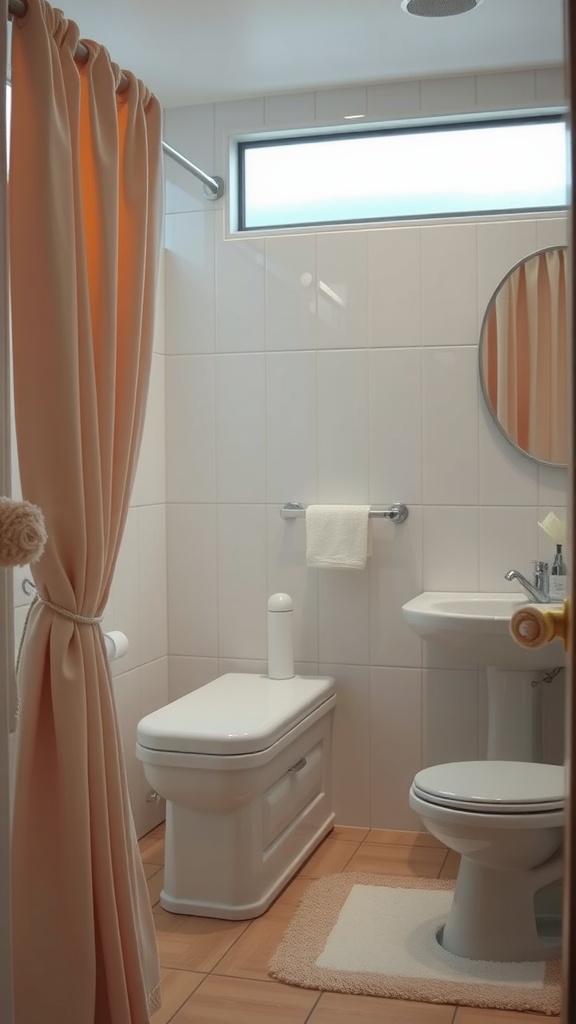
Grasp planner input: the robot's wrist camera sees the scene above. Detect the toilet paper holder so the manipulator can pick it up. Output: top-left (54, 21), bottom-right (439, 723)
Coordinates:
top-left (280, 501), bottom-right (409, 523)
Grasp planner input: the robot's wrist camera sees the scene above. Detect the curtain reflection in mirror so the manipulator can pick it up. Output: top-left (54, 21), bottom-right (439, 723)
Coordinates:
top-left (482, 248), bottom-right (568, 465)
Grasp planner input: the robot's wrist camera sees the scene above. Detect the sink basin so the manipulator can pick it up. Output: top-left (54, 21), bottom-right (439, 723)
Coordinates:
top-left (402, 592), bottom-right (565, 670)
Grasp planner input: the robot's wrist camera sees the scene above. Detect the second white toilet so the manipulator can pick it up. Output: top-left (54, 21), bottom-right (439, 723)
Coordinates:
top-left (136, 672), bottom-right (336, 919)
top-left (409, 760), bottom-right (564, 961)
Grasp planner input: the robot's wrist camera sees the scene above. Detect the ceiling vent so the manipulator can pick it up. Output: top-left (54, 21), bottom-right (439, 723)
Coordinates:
top-left (401, 0), bottom-right (484, 16)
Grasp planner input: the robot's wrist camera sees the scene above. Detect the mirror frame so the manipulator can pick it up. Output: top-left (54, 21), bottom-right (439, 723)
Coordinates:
top-left (478, 243), bottom-right (569, 469)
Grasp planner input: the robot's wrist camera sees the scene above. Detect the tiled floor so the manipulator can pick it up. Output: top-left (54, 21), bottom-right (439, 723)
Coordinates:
top-left (139, 824), bottom-right (555, 1024)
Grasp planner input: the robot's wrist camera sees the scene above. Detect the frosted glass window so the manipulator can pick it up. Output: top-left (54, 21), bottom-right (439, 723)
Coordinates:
top-left (239, 117), bottom-right (567, 230)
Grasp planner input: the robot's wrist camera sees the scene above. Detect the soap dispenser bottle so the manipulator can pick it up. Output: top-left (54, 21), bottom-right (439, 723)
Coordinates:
top-left (549, 544), bottom-right (567, 601)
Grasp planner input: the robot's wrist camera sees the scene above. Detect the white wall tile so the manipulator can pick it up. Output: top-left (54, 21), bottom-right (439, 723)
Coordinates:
top-left (131, 353), bottom-right (166, 508)
top-left (423, 668), bottom-right (480, 767)
top-left (421, 224), bottom-right (478, 347)
top-left (217, 504), bottom-right (268, 660)
top-left (166, 355), bottom-right (216, 503)
top-left (266, 233), bottom-right (317, 351)
top-left (140, 658), bottom-right (169, 718)
top-left (542, 671), bottom-right (565, 765)
top-left (315, 86), bottom-right (367, 123)
top-left (316, 232), bottom-right (369, 349)
top-left (214, 97), bottom-right (265, 178)
top-left (422, 506), bottom-right (479, 591)
top-left (535, 66), bottom-right (566, 105)
top-left (321, 663), bottom-right (371, 826)
top-left (266, 352), bottom-right (317, 504)
top-left (370, 667), bottom-right (422, 830)
top-left (369, 348), bottom-right (422, 506)
top-left (110, 509), bottom-right (141, 676)
top-left (215, 212), bottom-right (266, 352)
top-left (165, 211), bottom-right (215, 354)
top-left (164, 105), bottom-right (216, 215)
top-left (420, 75), bottom-right (476, 115)
top-left (366, 80), bottom-right (421, 120)
top-left (168, 655), bottom-right (219, 703)
top-left (216, 354), bottom-right (266, 503)
top-left (536, 216), bottom-right (568, 250)
top-left (479, 402), bottom-right (539, 506)
top-left (318, 568), bottom-right (370, 666)
top-left (478, 506), bottom-right (539, 592)
top-left (317, 350), bottom-right (369, 502)
top-left (217, 657), bottom-right (268, 676)
top-left (475, 70), bottom-right (536, 110)
top-left (370, 508), bottom-right (423, 669)
top-left (266, 508), bottom-right (319, 664)
top-left (422, 347), bottom-right (479, 505)
top-left (368, 227), bottom-right (421, 348)
top-left (538, 465), bottom-right (569, 507)
top-left (153, 249), bottom-right (166, 356)
top-left (264, 92), bottom-right (316, 127)
top-left (112, 666), bottom-right (142, 819)
top-left (137, 506), bottom-right (168, 666)
top-left (167, 504), bottom-right (218, 657)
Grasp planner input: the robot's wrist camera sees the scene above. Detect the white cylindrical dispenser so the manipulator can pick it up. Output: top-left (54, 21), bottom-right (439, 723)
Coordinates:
top-left (267, 593), bottom-right (295, 679)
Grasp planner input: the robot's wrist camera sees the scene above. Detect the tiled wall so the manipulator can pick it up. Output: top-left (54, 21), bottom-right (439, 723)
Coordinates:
top-left (162, 66), bottom-right (569, 831)
top-left (12, 256), bottom-right (168, 839)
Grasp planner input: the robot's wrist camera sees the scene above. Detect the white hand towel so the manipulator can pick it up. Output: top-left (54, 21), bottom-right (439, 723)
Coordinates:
top-left (306, 505), bottom-right (371, 569)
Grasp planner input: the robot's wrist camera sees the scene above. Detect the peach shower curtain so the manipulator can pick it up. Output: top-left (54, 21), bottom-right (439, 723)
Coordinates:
top-left (8, 2), bottom-right (162, 1022)
top-left (484, 248), bottom-right (568, 464)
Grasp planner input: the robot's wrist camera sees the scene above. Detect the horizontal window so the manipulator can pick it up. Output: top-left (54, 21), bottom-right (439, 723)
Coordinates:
top-left (238, 116), bottom-right (567, 231)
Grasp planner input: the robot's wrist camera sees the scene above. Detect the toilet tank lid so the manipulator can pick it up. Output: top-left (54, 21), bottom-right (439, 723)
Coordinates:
top-left (136, 673), bottom-right (336, 755)
top-left (413, 761), bottom-right (565, 810)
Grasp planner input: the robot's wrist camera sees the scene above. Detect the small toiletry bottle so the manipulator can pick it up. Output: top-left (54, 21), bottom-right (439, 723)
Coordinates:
top-left (549, 544), bottom-right (567, 601)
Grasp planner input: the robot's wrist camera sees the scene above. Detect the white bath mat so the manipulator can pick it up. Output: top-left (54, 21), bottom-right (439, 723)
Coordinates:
top-left (268, 873), bottom-right (561, 1015)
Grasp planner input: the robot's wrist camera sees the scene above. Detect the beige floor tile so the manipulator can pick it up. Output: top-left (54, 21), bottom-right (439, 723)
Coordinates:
top-left (147, 867), bottom-right (164, 907)
top-left (308, 992), bottom-right (457, 1023)
top-left (144, 860), bottom-right (162, 880)
top-left (297, 838), bottom-right (360, 878)
top-left (454, 1009), bottom-right (554, 1023)
top-left (171, 974), bottom-right (320, 1023)
top-left (331, 825), bottom-right (370, 842)
top-left (343, 842), bottom-right (447, 877)
top-left (211, 903), bottom-right (295, 981)
top-left (152, 968), bottom-right (205, 1024)
top-left (439, 851), bottom-right (460, 880)
top-left (271, 875), bottom-right (314, 910)
top-left (139, 823), bottom-right (166, 866)
top-left (366, 829), bottom-right (447, 849)
top-left (153, 906), bottom-right (250, 973)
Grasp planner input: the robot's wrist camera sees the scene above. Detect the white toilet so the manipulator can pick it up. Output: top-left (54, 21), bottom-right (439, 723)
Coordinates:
top-left (136, 672), bottom-right (336, 919)
top-left (409, 760), bottom-right (564, 962)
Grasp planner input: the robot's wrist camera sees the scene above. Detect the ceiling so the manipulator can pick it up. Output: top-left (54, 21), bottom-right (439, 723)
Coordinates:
top-left (49, 0), bottom-right (564, 109)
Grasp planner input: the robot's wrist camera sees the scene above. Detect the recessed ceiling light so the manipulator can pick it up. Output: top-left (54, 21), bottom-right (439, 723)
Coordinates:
top-left (344, 114), bottom-right (366, 120)
top-left (401, 0), bottom-right (485, 16)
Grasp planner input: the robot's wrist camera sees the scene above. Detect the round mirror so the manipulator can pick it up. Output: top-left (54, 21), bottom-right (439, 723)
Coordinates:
top-left (478, 245), bottom-right (568, 467)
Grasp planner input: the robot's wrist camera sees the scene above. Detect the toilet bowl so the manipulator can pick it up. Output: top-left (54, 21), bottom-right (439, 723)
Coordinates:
top-left (409, 761), bottom-right (564, 962)
top-left (136, 672), bottom-right (336, 919)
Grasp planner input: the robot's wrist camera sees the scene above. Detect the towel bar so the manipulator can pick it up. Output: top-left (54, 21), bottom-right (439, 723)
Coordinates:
top-left (280, 502), bottom-right (409, 524)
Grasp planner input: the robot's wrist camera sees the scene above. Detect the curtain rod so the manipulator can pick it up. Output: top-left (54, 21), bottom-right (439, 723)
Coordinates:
top-left (7, 0), bottom-right (225, 199)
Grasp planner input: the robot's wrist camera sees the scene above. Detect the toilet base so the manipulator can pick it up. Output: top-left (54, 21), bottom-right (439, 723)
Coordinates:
top-left (440, 853), bottom-right (563, 962)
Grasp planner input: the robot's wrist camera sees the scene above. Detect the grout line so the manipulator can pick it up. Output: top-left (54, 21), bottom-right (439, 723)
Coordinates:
top-left (303, 989), bottom-right (324, 1022)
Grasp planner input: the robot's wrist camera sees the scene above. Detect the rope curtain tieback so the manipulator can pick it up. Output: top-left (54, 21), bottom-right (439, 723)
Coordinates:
top-left (16, 592), bottom-right (104, 676)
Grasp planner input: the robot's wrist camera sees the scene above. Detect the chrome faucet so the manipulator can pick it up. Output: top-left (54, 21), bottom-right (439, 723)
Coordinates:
top-left (504, 562), bottom-right (550, 604)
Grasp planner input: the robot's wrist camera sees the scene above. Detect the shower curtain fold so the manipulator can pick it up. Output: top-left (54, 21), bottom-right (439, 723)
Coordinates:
top-left (8, 1), bottom-right (163, 1021)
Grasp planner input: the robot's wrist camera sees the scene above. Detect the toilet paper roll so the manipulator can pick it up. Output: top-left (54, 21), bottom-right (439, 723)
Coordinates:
top-left (104, 630), bottom-right (129, 662)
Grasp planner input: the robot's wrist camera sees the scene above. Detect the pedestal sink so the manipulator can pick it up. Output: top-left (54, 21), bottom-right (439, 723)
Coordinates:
top-left (401, 592), bottom-right (565, 762)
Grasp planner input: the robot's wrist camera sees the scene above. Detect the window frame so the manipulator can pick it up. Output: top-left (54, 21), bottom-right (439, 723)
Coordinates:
top-left (236, 113), bottom-right (567, 233)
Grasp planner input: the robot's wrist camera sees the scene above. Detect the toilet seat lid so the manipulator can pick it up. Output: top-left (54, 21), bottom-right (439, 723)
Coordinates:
top-left (412, 761), bottom-right (565, 813)
top-left (136, 673), bottom-right (335, 755)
